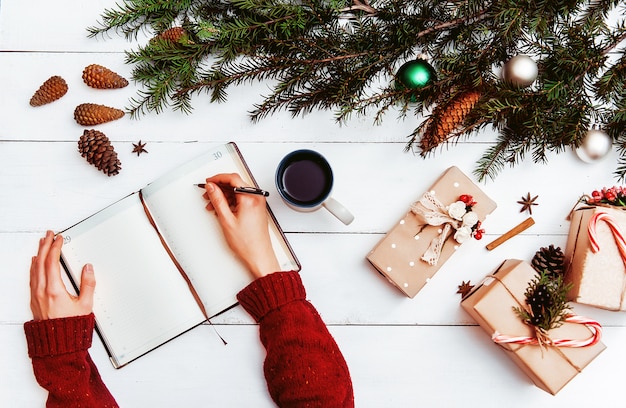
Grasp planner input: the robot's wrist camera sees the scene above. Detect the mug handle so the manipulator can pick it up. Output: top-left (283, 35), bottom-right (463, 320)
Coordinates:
top-left (323, 197), bottom-right (355, 225)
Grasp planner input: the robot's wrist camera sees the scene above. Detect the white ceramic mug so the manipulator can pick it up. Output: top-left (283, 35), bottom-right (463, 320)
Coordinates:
top-left (275, 149), bottom-right (354, 225)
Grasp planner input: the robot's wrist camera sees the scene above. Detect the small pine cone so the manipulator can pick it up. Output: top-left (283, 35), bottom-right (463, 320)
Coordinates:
top-left (151, 27), bottom-right (189, 44)
top-left (74, 103), bottom-right (125, 126)
top-left (531, 244), bottom-right (565, 276)
top-left (30, 76), bottom-right (68, 106)
top-left (419, 90), bottom-right (481, 154)
top-left (78, 129), bottom-right (122, 176)
top-left (82, 64), bottom-right (128, 89)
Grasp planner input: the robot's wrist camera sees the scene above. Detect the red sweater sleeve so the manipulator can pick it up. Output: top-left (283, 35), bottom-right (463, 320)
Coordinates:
top-left (237, 271), bottom-right (354, 408)
top-left (23, 313), bottom-right (118, 408)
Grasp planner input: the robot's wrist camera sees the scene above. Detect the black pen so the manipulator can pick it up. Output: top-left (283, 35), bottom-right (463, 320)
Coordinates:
top-left (195, 184), bottom-right (270, 197)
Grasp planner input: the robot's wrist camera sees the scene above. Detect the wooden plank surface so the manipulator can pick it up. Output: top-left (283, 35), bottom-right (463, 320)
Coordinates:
top-left (1, 1), bottom-right (624, 406)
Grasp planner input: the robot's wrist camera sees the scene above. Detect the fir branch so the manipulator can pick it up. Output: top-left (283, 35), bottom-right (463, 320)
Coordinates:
top-left (515, 270), bottom-right (572, 333)
top-left (473, 136), bottom-right (512, 182)
top-left (89, 0), bottom-right (626, 180)
top-left (87, 0), bottom-right (194, 40)
top-left (415, 9), bottom-right (491, 39)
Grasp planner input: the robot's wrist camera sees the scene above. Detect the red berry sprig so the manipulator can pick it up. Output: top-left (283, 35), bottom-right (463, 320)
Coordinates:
top-left (473, 221), bottom-right (484, 240)
top-left (459, 194), bottom-right (477, 208)
top-left (587, 186), bottom-right (626, 207)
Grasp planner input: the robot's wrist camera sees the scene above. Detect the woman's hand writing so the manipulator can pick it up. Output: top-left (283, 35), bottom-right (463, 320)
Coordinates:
top-left (202, 173), bottom-right (280, 279)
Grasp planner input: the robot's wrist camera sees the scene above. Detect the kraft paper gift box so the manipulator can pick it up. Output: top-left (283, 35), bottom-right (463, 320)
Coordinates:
top-left (461, 259), bottom-right (606, 395)
top-left (367, 166), bottom-right (496, 298)
top-left (564, 205), bottom-right (626, 311)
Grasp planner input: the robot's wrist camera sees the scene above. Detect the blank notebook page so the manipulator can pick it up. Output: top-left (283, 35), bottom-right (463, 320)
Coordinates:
top-left (61, 194), bottom-right (206, 367)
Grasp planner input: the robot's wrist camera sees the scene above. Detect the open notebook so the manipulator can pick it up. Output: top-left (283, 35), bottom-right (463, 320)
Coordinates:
top-left (60, 142), bottom-right (300, 368)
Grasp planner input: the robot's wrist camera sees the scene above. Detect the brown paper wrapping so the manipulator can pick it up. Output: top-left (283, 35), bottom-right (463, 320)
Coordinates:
top-left (565, 206), bottom-right (626, 311)
top-left (461, 259), bottom-right (606, 395)
top-left (367, 166), bottom-right (497, 298)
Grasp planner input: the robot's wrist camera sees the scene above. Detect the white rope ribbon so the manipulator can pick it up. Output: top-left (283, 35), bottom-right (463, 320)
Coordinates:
top-left (410, 192), bottom-right (462, 265)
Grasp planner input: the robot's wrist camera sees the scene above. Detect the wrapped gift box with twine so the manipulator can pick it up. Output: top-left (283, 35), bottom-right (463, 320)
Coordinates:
top-left (461, 259), bottom-right (605, 395)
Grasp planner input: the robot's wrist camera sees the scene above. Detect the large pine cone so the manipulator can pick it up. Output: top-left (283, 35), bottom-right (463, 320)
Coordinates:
top-left (78, 129), bottom-right (122, 176)
top-left (82, 64), bottom-right (128, 89)
top-left (30, 76), bottom-right (68, 106)
top-left (74, 103), bottom-right (125, 126)
top-left (419, 90), bottom-right (481, 154)
top-left (531, 244), bottom-right (565, 276)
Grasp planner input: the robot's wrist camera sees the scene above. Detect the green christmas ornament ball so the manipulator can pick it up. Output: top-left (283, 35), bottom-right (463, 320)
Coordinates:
top-left (396, 59), bottom-right (436, 89)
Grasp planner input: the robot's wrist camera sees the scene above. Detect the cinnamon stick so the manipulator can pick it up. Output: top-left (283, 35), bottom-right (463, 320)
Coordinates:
top-left (486, 217), bottom-right (535, 250)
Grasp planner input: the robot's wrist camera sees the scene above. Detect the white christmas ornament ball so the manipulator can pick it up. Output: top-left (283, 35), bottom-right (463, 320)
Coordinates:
top-left (502, 55), bottom-right (538, 87)
top-left (575, 129), bottom-right (612, 163)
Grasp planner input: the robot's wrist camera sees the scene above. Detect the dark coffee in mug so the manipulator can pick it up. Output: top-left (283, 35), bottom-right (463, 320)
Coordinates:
top-left (276, 150), bottom-right (333, 207)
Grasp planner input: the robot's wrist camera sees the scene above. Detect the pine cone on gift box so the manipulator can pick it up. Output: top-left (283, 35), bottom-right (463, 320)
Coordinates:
top-left (78, 129), bottom-right (122, 176)
top-left (29, 76), bottom-right (68, 106)
top-left (531, 244), bottom-right (565, 276)
top-left (82, 64), bottom-right (129, 89)
top-left (74, 103), bottom-right (125, 126)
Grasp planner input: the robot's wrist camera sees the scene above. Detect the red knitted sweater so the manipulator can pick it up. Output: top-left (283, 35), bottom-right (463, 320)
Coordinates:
top-left (24, 271), bottom-right (354, 407)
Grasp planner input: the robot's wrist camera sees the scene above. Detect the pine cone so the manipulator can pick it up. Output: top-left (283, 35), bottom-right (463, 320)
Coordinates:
top-left (419, 90), bottom-right (481, 154)
top-left (30, 76), bottom-right (68, 106)
top-left (82, 64), bottom-right (128, 89)
top-left (531, 244), bottom-right (565, 276)
top-left (74, 103), bottom-right (125, 126)
top-left (78, 129), bottom-right (122, 176)
top-left (151, 27), bottom-right (189, 44)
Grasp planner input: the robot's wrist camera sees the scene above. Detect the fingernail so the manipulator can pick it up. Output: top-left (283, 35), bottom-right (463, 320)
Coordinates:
top-left (206, 182), bottom-right (215, 193)
top-left (85, 263), bottom-right (94, 273)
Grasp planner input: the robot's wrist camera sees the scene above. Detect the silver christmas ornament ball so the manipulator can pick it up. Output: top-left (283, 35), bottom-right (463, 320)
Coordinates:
top-left (502, 55), bottom-right (538, 87)
top-left (575, 129), bottom-right (612, 163)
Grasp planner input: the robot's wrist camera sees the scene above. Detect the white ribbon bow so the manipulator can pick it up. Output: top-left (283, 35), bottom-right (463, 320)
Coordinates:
top-left (410, 192), bottom-right (463, 266)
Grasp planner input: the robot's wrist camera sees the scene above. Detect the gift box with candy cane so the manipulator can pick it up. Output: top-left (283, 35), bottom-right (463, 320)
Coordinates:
top-left (461, 259), bottom-right (605, 395)
top-left (367, 166), bottom-right (497, 298)
top-left (565, 198), bottom-right (626, 311)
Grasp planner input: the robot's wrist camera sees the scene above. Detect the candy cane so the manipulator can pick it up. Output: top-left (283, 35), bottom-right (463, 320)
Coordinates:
top-left (491, 314), bottom-right (602, 348)
top-left (588, 211), bottom-right (626, 265)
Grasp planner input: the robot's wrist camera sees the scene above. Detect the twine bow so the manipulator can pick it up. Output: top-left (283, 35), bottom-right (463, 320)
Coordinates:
top-left (410, 192), bottom-right (462, 265)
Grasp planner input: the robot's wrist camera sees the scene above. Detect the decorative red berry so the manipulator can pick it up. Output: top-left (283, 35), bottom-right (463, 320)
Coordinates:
top-left (459, 194), bottom-right (472, 204)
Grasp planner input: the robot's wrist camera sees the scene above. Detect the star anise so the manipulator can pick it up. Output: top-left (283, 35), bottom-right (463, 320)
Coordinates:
top-left (457, 280), bottom-right (474, 298)
top-left (132, 140), bottom-right (148, 156)
top-left (517, 192), bottom-right (538, 214)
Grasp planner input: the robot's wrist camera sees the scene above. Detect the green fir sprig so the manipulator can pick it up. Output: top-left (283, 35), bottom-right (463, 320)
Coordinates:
top-left (515, 270), bottom-right (572, 333)
top-left (87, 0), bottom-right (626, 181)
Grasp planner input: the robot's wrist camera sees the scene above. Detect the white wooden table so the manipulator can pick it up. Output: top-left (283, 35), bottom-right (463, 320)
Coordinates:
top-left (2, 1), bottom-right (625, 406)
